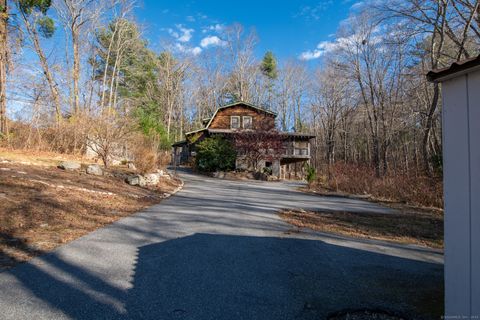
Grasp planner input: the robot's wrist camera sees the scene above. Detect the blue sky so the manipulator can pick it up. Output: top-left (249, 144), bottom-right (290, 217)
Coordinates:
top-left (135, 0), bottom-right (360, 63)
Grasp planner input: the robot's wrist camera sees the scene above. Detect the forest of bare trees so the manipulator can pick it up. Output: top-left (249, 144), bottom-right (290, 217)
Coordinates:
top-left (0, 0), bottom-right (479, 205)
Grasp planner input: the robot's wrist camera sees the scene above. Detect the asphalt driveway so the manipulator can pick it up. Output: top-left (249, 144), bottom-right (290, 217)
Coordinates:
top-left (0, 170), bottom-right (443, 319)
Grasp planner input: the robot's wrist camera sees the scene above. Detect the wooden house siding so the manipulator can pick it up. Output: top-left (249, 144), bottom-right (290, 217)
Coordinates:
top-left (208, 104), bottom-right (275, 130)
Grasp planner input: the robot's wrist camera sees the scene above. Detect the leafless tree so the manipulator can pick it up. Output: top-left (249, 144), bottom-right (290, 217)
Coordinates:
top-left (54, 0), bottom-right (104, 115)
top-left (87, 113), bottom-right (132, 167)
top-left (17, 3), bottom-right (63, 123)
top-left (223, 23), bottom-right (258, 102)
top-left (0, 0), bottom-right (8, 135)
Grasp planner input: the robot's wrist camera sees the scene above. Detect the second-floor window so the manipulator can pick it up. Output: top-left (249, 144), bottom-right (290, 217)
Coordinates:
top-left (243, 116), bottom-right (252, 129)
top-left (231, 116), bottom-right (240, 129)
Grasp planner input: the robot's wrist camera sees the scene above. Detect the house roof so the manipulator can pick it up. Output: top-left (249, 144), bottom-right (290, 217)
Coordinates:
top-left (184, 128), bottom-right (207, 136)
top-left (427, 54), bottom-right (480, 83)
top-left (184, 101), bottom-right (277, 136)
top-left (172, 140), bottom-right (187, 147)
top-left (203, 101), bottom-right (276, 129)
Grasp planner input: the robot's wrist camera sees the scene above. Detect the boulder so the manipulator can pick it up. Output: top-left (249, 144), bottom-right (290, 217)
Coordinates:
top-left (86, 164), bottom-right (103, 176)
top-left (213, 171), bottom-right (225, 179)
top-left (127, 162), bottom-right (137, 170)
top-left (111, 159), bottom-right (121, 166)
top-left (58, 161), bottom-right (81, 171)
top-left (253, 172), bottom-right (268, 181)
top-left (144, 173), bottom-right (160, 186)
top-left (126, 175), bottom-right (146, 187)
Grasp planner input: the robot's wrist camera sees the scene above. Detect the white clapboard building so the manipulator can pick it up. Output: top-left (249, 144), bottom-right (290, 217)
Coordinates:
top-left (428, 55), bottom-right (480, 317)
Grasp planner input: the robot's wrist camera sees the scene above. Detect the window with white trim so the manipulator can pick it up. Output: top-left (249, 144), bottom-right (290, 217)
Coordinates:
top-left (243, 116), bottom-right (252, 129)
top-left (230, 116), bottom-right (240, 129)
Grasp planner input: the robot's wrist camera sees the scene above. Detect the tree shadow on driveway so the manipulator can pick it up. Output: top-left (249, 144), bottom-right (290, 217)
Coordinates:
top-left (1, 233), bottom-right (443, 320)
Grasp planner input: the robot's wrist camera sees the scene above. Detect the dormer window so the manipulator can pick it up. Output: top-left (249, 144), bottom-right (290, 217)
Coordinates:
top-left (230, 116), bottom-right (240, 129)
top-left (243, 116), bottom-right (252, 129)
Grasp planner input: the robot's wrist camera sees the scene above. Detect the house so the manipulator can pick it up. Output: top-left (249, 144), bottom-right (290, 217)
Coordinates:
top-left (427, 54), bottom-right (480, 316)
top-left (172, 101), bottom-right (315, 179)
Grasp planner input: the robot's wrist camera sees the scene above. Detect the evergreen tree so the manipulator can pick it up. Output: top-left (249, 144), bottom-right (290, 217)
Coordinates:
top-left (260, 51), bottom-right (278, 109)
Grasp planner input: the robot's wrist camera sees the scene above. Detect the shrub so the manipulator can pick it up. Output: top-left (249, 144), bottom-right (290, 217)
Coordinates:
top-left (157, 151), bottom-right (171, 170)
top-left (195, 137), bottom-right (236, 172)
top-left (305, 164), bottom-right (317, 187)
top-left (133, 145), bottom-right (158, 174)
top-left (263, 166), bottom-right (273, 175)
top-left (318, 163), bottom-right (443, 208)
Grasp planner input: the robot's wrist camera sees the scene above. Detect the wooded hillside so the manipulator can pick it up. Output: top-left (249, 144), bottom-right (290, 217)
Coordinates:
top-left (0, 0), bottom-right (478, 207)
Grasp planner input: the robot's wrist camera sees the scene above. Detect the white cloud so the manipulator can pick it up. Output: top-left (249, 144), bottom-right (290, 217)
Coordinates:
top-left (167, 28), bottom-right (179, 39)
top-left (191, 46), bottom-right (203, 55)
top-left (167, 24), bottom-right (194, 43)
top-left (200, 35), bottom-right (226, 48)
top-left (299, 50), bottom-right (323, 61)
top-left (176, 24), bottom-right (194, 42)
top-left (350, 1), bottom-right (365, 10)
top-left (299, 40), bottom-right (337, 60)
top-left (175, 43), bottom-right (202, 56)
top-left (299, 29), bottom-right (383, 61)
top-left (202, 24), bottom-right (224, 33)
top-left (294, 1), bottom-right (334, 21)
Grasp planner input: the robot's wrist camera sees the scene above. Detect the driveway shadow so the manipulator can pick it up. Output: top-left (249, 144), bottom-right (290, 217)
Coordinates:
top-left (2, 233), bottom-right (443, 319)
top-left (126, 234), bottom-right (443, 320)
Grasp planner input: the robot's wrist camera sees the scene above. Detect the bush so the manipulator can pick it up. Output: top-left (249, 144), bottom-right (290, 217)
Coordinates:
top-left (305, 164), bottom-right (317, 187)
top-left (318, 163), bottom-right (443, 208)
top-left (263, 166), bottom-right (273, 175)
top-left (195, 137), bottom-right (236, 172)
top-left (133, 146), bottom-right (158, 174)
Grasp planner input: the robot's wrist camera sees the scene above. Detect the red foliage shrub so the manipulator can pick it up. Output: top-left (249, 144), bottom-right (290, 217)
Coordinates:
top-left (318, 163), bottom-right (443, 208)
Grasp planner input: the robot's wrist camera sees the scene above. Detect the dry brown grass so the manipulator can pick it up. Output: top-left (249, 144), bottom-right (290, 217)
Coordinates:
top-left (0, 159), bottom-right (181, 270)
top-left (279, 208), bottom-right (443, 248)
top-left (0, 147), bottom-right (92, 166)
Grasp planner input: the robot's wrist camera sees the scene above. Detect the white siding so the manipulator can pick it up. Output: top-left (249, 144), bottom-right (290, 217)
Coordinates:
top-left (443, 68), bottom-right (480, 316)
top-left (468, 70), bottom-right (480, 315)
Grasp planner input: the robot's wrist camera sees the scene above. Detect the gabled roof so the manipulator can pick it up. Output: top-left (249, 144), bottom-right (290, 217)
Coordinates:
top-left (203, 101), bottom-right (276, 129)
top-left (185, 101), bottom-right (277, 136)
top-left (427, 54), bottom-right (480, 83)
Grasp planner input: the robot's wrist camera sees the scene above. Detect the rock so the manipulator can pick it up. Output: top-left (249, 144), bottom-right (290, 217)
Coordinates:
top-left (144, 173), bottom-right (160, 186)
top-left (111, 159), bottom-right (121, 166)
top-left (127, 162), bottom-right (136, 170)
top-left (267, 175), bottom-right (279, 182)
top-left (213, 171), bottom-right (225, 179)
top-left (254, 172), bottom-right (268, 181)
top-left (86, 164), bottom-right (103, 176)
top-left (126, 175), bottom-right (146, 187)
top-left (58, 161), bottom-right (81, 171)
top-left (126, 175), bottom-right (138, 185)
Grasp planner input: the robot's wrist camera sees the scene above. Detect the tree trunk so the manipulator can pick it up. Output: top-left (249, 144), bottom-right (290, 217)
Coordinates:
top-left (422, 82), bottom-right (440, 176)
top-left (23, 14), bottom-right (61, 123)
top-left (0, 0), bottom-right (8, 135)
top-left (72, 30), bottom-right (80, 114)
top-left (372, 135), bottom-right (381, 178)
